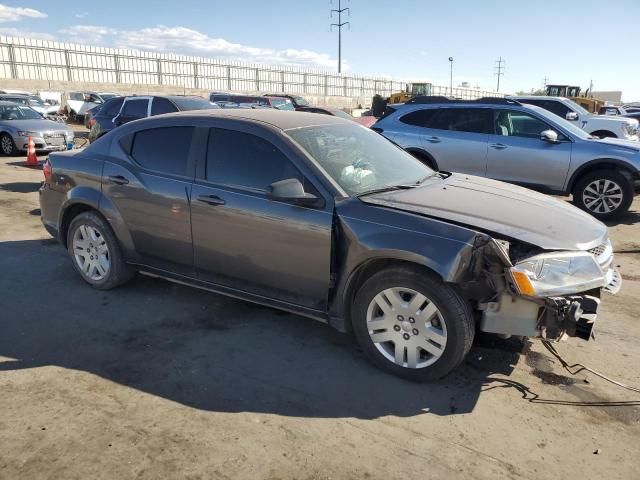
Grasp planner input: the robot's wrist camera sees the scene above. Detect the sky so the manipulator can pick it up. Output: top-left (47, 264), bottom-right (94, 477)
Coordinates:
top-left (0, 0), bottom-right (638, 101)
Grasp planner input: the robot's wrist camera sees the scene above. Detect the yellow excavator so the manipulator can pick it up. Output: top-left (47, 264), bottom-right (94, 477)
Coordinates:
top-left (545, 84), bottom-right (603, 113)
top-left (372, 82), bottom-right (433, 117)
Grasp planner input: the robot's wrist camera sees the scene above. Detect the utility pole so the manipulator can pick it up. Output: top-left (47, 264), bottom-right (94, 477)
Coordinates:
top-left (330, 0), bottom-right (350, 74)
top-left (494, 56), bottom-right (505, 92)
top-left (448, 57), bottom-right (454, 94)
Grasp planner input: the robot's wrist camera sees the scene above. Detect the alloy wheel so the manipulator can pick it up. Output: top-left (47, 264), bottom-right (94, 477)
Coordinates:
top-left (582, 179), bottom-right (624, 215)
top-left (366, 287), bottom-right (447, 369)
top-left (72, 224), bottom-right (110, 281)
top-left (1, 135), bottom-right (13, 155)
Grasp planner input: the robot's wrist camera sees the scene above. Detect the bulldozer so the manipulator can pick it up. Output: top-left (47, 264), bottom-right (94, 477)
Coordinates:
top-left (544, 84), bottom-right (603, 113)
top-left (372, 82), bottom-right (433, 117)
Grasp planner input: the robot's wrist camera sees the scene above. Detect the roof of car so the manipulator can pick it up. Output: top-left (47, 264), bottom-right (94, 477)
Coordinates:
top-left (161, 108), bottom-right (348, 130)
top-left (0, 100), bottom-right (27, 105)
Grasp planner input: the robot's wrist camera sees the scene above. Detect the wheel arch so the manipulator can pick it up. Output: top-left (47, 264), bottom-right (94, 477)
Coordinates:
top-left (567, 158), bottom-right (637, 193)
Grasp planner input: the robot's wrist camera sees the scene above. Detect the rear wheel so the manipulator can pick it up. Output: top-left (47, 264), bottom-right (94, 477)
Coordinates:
top-left (352, 266), bottom-right (474, 381)
top-left (0, 133), bottom-right (17, 156)
top-left (573, 170), bottom-right (633, 220)
top-left (409, 151), bottom-right (437, 170)
top-left (67, 211), bottom-right (134, 289)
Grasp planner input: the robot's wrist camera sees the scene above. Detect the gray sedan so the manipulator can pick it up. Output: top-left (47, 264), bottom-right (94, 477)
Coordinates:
top-left (0, 101), bottom-right (74, 155)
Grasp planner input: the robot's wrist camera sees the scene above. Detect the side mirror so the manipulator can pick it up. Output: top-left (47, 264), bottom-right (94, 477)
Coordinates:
top-left (540, 129), bottom-right (559, 143)
top-left (267, 178), bottom-right (323, 207)
top-left (565, 111), bottom-right (579, 121)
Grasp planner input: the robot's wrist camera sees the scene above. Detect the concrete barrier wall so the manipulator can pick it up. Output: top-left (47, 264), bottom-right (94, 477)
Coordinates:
top-left (0, 35), bottom-right (503, 108)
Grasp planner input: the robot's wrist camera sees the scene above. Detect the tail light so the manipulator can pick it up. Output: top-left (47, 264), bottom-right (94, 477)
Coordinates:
top-left (89, 117), bottom-right (96, 126)
top-left (43, 158), bottom-right (52, 184)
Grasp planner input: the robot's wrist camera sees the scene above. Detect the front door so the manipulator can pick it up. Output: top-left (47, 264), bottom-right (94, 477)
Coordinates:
top-left (101, 125), bottom-right (196, 275)
top-left (190, 126), bottom-right (333, 311)
top-left (487, 109), bottom-right (572, 191)
top-left (419, 107), bottom-right (492, 176)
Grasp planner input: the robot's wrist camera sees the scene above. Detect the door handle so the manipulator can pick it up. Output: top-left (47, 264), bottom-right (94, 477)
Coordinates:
top-left (427, 136), bottom-right (441, 143)
top-left (489, 143), bottom-right (507, 150)
top-left (107, 175), bottom-right (129, 185)
top-left (197, 194), bottom-right (226, 206)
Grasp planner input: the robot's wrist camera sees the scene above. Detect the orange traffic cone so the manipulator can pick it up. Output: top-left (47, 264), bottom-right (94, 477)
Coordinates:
top-left (26, 136), bottom-right (37, 166)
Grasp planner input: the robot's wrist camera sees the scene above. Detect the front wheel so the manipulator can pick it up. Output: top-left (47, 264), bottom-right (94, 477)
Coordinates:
top-left (0, 133), bottom-right (17, 156)
top-left (352, 266), bottom-right (474, 381)
top-left (573, 170), bottom-right (633, 220)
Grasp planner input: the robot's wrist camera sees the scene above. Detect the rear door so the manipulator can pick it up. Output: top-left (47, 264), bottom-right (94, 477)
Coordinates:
top-left (115, 97), bottom-right (151, 126)
top-left (384, 107), bottom-right (439, 154)
top-left (419, 107), bottom-right (492, 176)
top-left (486, 109), bottom-right (572, 191)
top-left (101, 125), bottom-right (197, 275)
top-left (190, 124), bottom-right (333, 310)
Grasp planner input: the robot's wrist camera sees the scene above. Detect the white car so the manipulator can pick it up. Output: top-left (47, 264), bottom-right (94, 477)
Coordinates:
top-left (512, 96), bottom-right (639, 140)
top-left (64, 91), bottom-right (118, 121)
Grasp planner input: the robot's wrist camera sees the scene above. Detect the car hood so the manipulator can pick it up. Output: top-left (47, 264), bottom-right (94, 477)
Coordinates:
top-left (590, 136), bottom-right (640, 153)
top-left (1, 119), bottom-right (72, 132)
top-left (360, 173), bottom-right (607, 251)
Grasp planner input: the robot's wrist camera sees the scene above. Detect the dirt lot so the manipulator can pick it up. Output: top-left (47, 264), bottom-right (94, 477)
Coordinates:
top-left (1, 146), bottom-right (640, 479)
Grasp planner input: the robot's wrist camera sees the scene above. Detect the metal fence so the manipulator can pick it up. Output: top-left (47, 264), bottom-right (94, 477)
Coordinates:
top-left (0, 36), bottom-right (503, 100)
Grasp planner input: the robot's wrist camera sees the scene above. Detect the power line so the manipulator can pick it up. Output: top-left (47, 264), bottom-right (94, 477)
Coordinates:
top-left (330, 0), bottom-right (350, 74)
top-left (494, 56), bottom-right (505, 92)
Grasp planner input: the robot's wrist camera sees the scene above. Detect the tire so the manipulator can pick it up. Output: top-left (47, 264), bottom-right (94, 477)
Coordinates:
top-left (352, 266), bottom-right (474, 381)
top-left (409, 151), bottom-right (437, 171)
top-left (66, 210), bottom-right (135, 290)
top-left (0, 133), bottom-right (17, 156)
top-left (573, 169), bottom-right (633, 220)
top-left (590, 130), bottom-right (616, 139)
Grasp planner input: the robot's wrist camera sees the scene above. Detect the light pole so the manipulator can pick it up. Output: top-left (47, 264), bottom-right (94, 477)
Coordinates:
top-left (448, 57), bottom-right (454, 95)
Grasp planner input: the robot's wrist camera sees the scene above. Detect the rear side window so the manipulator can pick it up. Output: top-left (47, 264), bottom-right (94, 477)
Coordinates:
top-left (130, 127), bottom-right (194, 176)
top-left (400, 108), bottom-right (438, 127)
top-left (151, 97), bottom-right (177, 116)
top-left (102, 97), bottom-right (124, 116)
top-left (121, 99), bottom-right (148, 118)
top-left (430, 108), bottom-right (492, 134)
top-left (206, 128), bottom-right (301, 191)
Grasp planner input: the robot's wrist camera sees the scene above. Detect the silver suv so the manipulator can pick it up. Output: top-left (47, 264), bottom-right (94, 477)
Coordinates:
top-left (374, 97), bottom-right (640, 220)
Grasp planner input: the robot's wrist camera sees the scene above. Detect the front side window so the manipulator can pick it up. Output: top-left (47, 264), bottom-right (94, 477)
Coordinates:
top-left (151, 97), bottom-right (178, 116)
top-left (541, 100), bottom-right (570, 118)
top-left (430, 108), bottom-right (492, 134)
top-left (121, 99), bottom-right (149, 119)
top-left (286, 123), bottom-right (433, 196)
top-left (130, 127), bottom-right (194, 176)
top-left (494, 110), bottom-right (556, 139)
top-left (206, 128), bottom-right (302, 191)
top-left (102, 97), bottom-right (125, 116)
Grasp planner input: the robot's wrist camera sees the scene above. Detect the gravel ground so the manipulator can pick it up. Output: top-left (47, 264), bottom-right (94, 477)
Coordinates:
top-left (1, 149), bottom-right (639, 480)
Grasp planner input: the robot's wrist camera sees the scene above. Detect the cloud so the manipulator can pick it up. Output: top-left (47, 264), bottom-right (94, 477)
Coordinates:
top-left (59, 24), bottom-right (344, 70)
top-left (74, 11), bottom-right (88, 19)
top-left (0, 26), bottom-right (54, 40)
top-left (0, 4), bottom-right (47, 22)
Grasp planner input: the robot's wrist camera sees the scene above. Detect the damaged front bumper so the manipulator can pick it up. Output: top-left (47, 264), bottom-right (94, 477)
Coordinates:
top-left (480, 267), bottom-right (621, 341)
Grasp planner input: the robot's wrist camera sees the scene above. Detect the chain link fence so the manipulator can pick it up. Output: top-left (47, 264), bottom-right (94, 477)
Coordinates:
top-left (0, 36), bottom-right (503, 101)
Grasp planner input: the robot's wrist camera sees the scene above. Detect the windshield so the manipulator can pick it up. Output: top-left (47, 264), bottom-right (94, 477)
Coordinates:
top-left (564, 98), bottom-right (590, 116)
top-left (293, 96), bottom-right (309, 106)
top-left (332, 109), bottom-right (354, 120)
top-left (99, 94), bottom-right (117, 101)
top-left (524, 104), bottom-right (592, 140)
top-left (28, 96), bottom-right (45, 106)
top-left (0, 104), bottom-right (44, 120)
top-left (286, 124), bottom-right (434, 195)
top-left (171, 97), bottom-right (220, 110)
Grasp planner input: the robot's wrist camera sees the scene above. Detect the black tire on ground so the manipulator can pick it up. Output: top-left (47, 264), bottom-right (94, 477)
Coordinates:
top-left (590, 130), bottom-right (616, 139)
top-left (0, 133), bottom-right (17, 156)
top-left (573, 169), bottom-right (634, 220)
top-left (351, 266), bottom-right (474, 381)
top-left (66, 210), bottom-right (135, 290)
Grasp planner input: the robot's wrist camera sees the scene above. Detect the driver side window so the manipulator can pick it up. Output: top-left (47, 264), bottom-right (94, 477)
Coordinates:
top-left (494, 110), bottom-right (565, 140)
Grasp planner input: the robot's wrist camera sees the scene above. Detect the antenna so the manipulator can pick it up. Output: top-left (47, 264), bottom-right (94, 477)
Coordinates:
top-left (330, 0), bottom-right (350, 74)
top-left (494, 56), bottom-right (505, 92)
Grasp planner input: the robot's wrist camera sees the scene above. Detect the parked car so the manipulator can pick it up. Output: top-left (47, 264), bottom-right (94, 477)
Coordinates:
top-left (0, 101), bottom-right (74, 155)
top-left (84, 104), bottom-right (102, 129)
top-left (512, 96), bottom-right (639, 140)
top-left (40, 109), bottom-right (620, 380)
top-left (89, 95), bottom-right (219, 142)
top-left (623, 112), bottom-right (640, 123)
top-left (264, 93), bottom-right (312, 110)
top-left (374, 97), bottom-right (640, 219)
top-left (297, 105), bottom-right (378, 127)
top-left (598, 105), bottom-right (628, 116)
top-left (65, 91), bottom-right (118, 122)
top-left (209, 93), bottom-right (295, 110)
